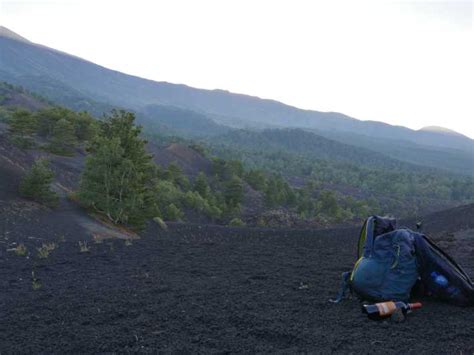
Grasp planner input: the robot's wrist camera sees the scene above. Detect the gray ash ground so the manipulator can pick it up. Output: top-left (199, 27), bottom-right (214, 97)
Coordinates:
top-left (1, 202), bottom-right (474, 353)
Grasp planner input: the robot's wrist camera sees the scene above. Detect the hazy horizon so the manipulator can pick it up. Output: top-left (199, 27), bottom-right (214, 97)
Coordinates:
top-left (1, 0), bottom-right (473, 138)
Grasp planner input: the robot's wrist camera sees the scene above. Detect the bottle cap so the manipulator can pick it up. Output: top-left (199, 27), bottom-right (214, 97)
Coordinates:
top-left (409, 302), bottom-right (422, 310)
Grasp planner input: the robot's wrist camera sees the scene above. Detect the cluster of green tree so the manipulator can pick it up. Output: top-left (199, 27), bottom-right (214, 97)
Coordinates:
top-left (0, 81), bottom-right (53, 106)
top-left (146, 132), bottom-right (376, 221)
top-left (7, 107), bottom-right (96, 152)
top-left (76, 110), bottom-right (246, 229)
top-left (153, 168), bottom-right (221, 221)
top-left (212, 129), bottom-right (413, 170)
top-left (242, 167), bottom-right (378, 223)
top-left (206, 140), bottom-right (474, 218)
top-left (14, 104), bottom-right (471, 227)
top-left (153, 156), bottom-right (247, 223)
top-left (201, 152), bottom-right (375, 223)
top-left (294, 183), bottom-right (379, 223)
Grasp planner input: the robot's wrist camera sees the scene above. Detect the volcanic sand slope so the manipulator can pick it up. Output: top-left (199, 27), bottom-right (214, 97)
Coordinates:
top-left (407, 203), bottom-right (474, 276)
top-left (1, 162), bottom-right (474, 354)
top-left (1, 27), bottom-right (474, 353)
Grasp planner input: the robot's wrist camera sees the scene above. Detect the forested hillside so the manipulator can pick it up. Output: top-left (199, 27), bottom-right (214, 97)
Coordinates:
top-left (195, 128), bottom-right (473, 216)
top-left (2, 81), bottom-right (473, 227)
top-left (211, 129), bottom-right (420, 169)
top-left (1, 26), bottom-right (473, 227)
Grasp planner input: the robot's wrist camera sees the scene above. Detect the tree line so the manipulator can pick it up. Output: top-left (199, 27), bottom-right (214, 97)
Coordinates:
top-left (11, 104), bottom-right (472, 229)
top-left (14, 108), bottom-right (381, 229)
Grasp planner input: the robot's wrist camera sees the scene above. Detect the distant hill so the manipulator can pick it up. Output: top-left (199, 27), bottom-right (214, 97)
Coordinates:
top-left (0, 27), bottom-right (472, 174)
top-left (312, 129), bottom-right (474, 176)
top-left (419, 126), bottom-right (467, 138)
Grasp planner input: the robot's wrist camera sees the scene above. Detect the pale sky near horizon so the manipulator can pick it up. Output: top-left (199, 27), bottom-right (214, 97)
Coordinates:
top-left (1, 0), bottom-right (473, 138)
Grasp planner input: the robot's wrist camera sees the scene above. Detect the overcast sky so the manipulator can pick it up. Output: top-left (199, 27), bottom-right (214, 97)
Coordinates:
top-left (1, 0), bottom-right (473, 138)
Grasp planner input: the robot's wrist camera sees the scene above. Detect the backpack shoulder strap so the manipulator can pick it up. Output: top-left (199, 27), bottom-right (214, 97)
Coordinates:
top-left (329, 271), bottom-right (352, 303)
top-left (357, 216), bottom-right (374, 258)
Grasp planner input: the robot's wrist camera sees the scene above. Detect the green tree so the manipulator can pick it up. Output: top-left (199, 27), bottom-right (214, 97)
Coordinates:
top-left (154, 180), bottom-right (183, 208)
top-left (19, 159), bottom-right (58, 207)
top-left (35, 107), bottom-right (66, 138)
top-left (225, 175), bottom-right (244, 208)
top-left (9, 109), bottom-right (36, 136)
top-left (212, 158), bottom-right (243, 180)
top-left (78, 110), bottom-right (154, 228)
top-left (318, 190), bottom-right (340, 217)
top-left (9, 109), bottom-right (37, 148)
top-left (166, 162), bottom-right (190, 190)
top-left (74, 111), bottom-right (97, 141)
top-left (49, 118), bottom-right (77, 155)
top-left (245, 169), bottom-right (266, 191)
top-left (194, 172), bottom-right (210, 198)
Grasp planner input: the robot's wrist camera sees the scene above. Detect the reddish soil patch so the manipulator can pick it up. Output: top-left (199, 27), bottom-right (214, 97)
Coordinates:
top-left (150, 143), bottom-right (212, 177)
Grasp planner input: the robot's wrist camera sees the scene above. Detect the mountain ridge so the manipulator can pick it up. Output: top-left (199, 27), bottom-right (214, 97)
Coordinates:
top-left (0, 26), bottom-right (472, 172)
top-left (0, 26), bottom-right (30, 43)
top-left (1, 27), bottom-right (469, 137)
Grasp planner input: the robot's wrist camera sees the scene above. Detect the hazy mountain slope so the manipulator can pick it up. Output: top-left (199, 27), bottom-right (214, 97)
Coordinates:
top-left (210, 128), bottom-right (435, 171)
top-left (1, 29), bottom-right (472, 154)
top-left (0, 68), bottom-right (117, 117)
top-left (313, 129), bottom-right (474, 176)
top-left (139, 104), bottom-right (230, 138)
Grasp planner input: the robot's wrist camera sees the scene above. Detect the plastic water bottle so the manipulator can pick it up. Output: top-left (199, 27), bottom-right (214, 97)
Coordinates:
top-left (430, 271), bottom-right (460, 299)
top-left (431, 271), bottom-right (448, 288)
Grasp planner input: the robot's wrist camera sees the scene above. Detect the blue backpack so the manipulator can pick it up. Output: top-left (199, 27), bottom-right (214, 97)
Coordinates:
top-left (332, 216), bottom-right (474, 306)
top-left (351, 216), bottom-right (419, 302)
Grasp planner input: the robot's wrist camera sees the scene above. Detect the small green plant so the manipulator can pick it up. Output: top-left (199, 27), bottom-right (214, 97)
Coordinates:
top-left (153, 216), bottom-right (168, 230)
top-left (36, 242), bottom-right (56, 259)
top-left (256, 218), bottom-right (267, 227)
top-left (78, 241), bottom-right (90, 253)
top-left (229, 218), bottom-right (246, 227)
top-left (45, 242), bottom-right (57, 251)
top-left (31, 271), bottom-right (42, 290)
top-left (14, 243), bottom-right (28, 257)
top-left (92, 233), bottom-right (103, 244)
top-left (124, 239), bottom-right (133, 247)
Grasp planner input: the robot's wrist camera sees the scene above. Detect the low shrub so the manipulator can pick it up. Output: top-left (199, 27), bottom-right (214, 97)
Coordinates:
top-left (164, 203), bottom-right (183, 221)
top-left (153, 216), bottom-right (168, 230)
top-left (229, 218), bottom-right (246, 227)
